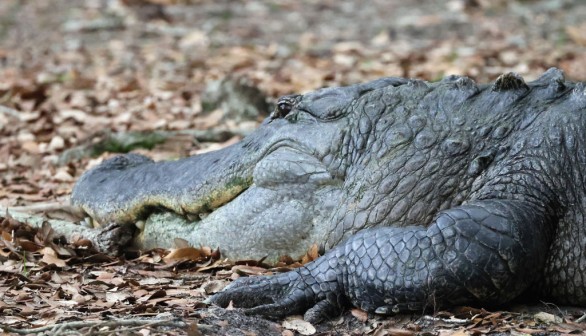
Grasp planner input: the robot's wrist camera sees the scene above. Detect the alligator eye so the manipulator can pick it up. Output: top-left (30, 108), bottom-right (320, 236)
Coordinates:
top-left (270, 95), bottom-right (300, 122)
top-left (276, 102), bottom-right (292, 117)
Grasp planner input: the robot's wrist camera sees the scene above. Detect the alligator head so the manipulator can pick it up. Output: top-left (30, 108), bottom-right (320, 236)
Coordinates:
top-left (71, 77), bottom-right (408, 261)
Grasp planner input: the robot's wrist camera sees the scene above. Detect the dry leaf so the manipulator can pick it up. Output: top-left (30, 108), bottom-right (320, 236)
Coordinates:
top-left (163, 247), bottom-right (204, 262)
top-left (201, 280), bottom-right (228, 295)
top-left (282, 316), bottom-right (316, 335)
top-left (232, 265), bottom-right (268, 276)
top-left (105, 291), bottom-right (133, 303)
top-left (533, 312), bottom-right (562, 324)
top-left (1, 230), bottom-right (12, 242)
top-left (301, 244), bottom-right (320, 264)
top-left (40, 247), bottom-right (67, 267)
top-left (385, 329), bottom-right (416, 336)
top-left (351, 308), bottom-right (368, 323)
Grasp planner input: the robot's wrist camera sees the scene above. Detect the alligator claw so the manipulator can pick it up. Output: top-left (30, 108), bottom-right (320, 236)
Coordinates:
top-left (208, 266), bottom-right (346, 324)
top-left (208, 272), bottom-right (308, 319)
top-left (303, 296), bottom-right (345, 324)
top-left (207, 277), bottom-right (271, 308)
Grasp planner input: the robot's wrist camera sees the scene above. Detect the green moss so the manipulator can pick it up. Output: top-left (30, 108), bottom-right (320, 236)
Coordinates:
top-left (226, 176), bottom-right (253, 189)
top-left (91, 132), bottom-right (167, 156)
top-left (201, 100), bottom-right (218, 113)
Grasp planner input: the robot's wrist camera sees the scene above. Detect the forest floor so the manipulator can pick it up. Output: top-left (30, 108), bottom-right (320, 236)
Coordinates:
top-left (0, 0), bottom-right (586, 335)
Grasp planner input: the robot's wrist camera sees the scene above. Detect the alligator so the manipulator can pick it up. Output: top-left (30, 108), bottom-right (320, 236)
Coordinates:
top-left (72, 68), bottom-right (586, 321)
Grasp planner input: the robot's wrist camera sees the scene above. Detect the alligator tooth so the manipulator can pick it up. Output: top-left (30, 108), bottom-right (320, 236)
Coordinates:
top-left (88, 216), bottom-right (102, 229)
top-left (81, 217), bottom-right (93, 228)
top-left (492, 72), bottom-right (529, 92)
top-left (186, 213), bottom-right (199, 221)
top-left (135, 220), bottom-right (145, 231)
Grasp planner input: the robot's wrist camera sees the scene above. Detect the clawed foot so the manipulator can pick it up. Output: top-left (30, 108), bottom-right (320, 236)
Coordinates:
top-left (207, 267), bottom-right (345, 323)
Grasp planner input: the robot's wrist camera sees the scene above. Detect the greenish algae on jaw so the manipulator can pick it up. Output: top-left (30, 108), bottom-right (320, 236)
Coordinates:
top-left (110, 175), bottom-right (254, 228)
top-left (170, 175), bottom-right (254, 216)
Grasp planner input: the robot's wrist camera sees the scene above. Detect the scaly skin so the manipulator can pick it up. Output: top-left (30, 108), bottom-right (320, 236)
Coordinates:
top-left (73, 68), bottom-right (586, 318)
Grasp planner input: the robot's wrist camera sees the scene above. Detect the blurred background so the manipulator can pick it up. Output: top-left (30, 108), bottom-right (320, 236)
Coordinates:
top-left (0, 0), bottom-right (585, 208)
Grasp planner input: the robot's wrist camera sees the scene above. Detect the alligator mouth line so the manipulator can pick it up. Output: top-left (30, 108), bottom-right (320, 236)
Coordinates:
top-left (180, 177), bottom-right (252, 222)
top-left (176, 141), bottom-right (318, 223)
top-left (163, 173), bottom-right (253, 224)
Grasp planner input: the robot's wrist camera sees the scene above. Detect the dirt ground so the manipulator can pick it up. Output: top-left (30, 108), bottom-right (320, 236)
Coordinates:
top-left (1, 0), bottom-right (586, 335)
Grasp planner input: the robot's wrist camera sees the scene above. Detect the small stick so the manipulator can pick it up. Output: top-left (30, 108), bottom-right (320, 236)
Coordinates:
top-left (0, 319), bottom-right (190, 334)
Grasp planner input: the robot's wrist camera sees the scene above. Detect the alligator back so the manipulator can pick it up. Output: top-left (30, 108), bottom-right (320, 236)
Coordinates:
top-left (319, 69), bottom-right (586, 304)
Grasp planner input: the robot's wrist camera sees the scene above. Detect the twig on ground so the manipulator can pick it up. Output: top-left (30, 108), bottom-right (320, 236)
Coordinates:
top-left (421, 315), bottom-right (470, 324)
top-left (0, 319), bottom-right (190, 334)
top-left (0, 105), bottom-right (22, 120)
top-left (576, 313), bottom-right (586, 323)
top-left (8, 199), bottom-right (80, 215)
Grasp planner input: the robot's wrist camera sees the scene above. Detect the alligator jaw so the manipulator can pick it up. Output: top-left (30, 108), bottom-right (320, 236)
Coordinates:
top-left (70, 116), bottom-right (343, 258)
top-left (131, 144), bottom-right (345, 261)
top-left (71, 135), bottom-right (265, 226)
top-left (158, 174), bottom-right (253, 220)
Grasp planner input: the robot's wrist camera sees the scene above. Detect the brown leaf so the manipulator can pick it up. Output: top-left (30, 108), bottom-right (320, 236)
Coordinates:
top-left (163, 247), bottom-right (204, 262)
top-left (385, 329), bottom-right (416, 336)
top-left (17, 239), bottom-right (42, 252)
top-left (196, 259), bottom-right (232, 272)
top-left (351, 308), bottom-right (368, 323)
top-left (105, 291), bottom-right (132, 303)
top-left (282, 316), bottom-right (316, 335)
top-left (1, 230), bottom-right (12, 242)
top-left (138, 277), bottom-right (171, 286)
top-left (146, 289), bottom-right (166, 301)
top-left (232, 265), bottom-right (269, 276)
top-left (186, 321), bottom-right (203, 336)
top-left (301, 244), bottom-right (320, 264)
top-left (278, 255), bottom-right (295, 265)
top-left (201, 280), bottom-right (229, 295)
top-left (134, 269), bottom-right (175, 278)
top-left (34, 221), bottom-right (54, 245)
top-left (40, 247), bottom-right (67, 267)
top-left (453, 306), bottom-right (487, 318)
top-left (72, 238), bottom-right (93, 248)
top-left (514, 328), bottom-right (545, 335)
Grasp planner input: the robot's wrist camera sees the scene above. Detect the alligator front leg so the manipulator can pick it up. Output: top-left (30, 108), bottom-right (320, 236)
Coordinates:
top-left (208, 199), bottom-right (554, 322)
